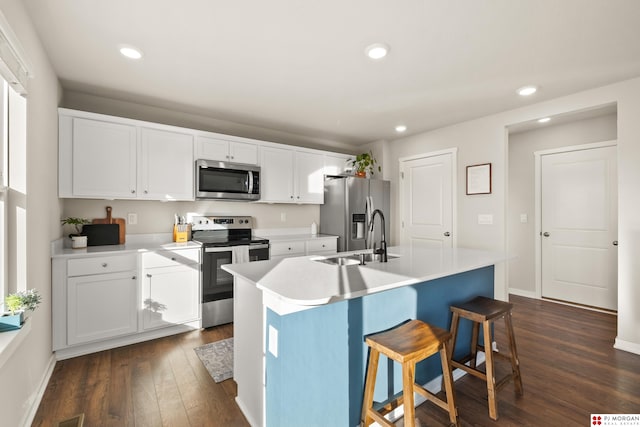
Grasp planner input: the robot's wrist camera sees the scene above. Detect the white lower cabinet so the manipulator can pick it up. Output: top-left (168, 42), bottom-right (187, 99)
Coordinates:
top-left (270, 236), bottom-right (338, 260)
top-left (52, 247), bottom-right (201, 359)
top-left (67, 271), bottom-right (138, 345)
top-left (142, 263), bottom-right (200, 330)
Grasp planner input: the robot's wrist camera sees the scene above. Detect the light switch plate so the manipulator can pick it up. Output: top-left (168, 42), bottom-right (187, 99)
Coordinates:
top-left (520, 214), bottom-right (528, 223)
top-left (268, 325), bottom-right (278, 357)
top-left (127, 213), bottom-right (137, 225)
top-left (478, 214), bottom-right (493, 225)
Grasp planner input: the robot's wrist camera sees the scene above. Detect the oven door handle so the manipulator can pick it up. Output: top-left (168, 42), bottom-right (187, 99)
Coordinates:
top-left (204, 247), bottom-right (234, 253)
top-left (248, 243), bottom-right (270, 250)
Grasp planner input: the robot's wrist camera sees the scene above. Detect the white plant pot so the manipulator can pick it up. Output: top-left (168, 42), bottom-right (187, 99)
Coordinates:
top-left (71, 235), bottom-right (87, 249)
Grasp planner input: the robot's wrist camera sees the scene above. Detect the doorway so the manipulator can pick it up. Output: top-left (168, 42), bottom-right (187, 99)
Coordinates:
top-left (399, 149), bottom-right (456, 249)
top-left (536, 142), bottom-right (618, 310)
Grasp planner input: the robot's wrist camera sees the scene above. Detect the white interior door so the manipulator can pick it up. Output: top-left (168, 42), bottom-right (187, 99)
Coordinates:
top-left (400, 152), bottom-right (454, 249)
top-left (541, 145), bottom-right (618, 310)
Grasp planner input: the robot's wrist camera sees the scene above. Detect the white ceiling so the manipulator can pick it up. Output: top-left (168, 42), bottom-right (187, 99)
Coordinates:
top-left (23, 0), bottom-right (640, 146)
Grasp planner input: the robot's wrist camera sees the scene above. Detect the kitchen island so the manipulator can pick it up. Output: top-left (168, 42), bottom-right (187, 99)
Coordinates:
top-left (222, 246), bottom-right (506, 427)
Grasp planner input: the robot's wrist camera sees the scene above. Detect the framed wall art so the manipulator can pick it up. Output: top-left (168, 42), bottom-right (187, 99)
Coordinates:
top-left (466, 163), bottom-right (492, 195)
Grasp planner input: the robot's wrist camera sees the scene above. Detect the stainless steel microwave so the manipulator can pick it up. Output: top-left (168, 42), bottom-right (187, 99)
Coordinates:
top-left (195, 159), bottom-right (260, 200)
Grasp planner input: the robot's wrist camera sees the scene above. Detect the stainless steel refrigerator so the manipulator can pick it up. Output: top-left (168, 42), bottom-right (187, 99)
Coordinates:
top-left (320, 175), bottom-right (390, 252)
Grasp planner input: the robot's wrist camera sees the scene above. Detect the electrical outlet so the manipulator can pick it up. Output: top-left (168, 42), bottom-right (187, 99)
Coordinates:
top-left (520, 214), bottom-right (528, 223)
top-left (127, 213), bottom-right (138, 225)
top-left (478, 214), bottom-right (493, 225)
top-left (280, 212), bottom-right (286, 222)
top-left (269, 325), bottom-right (278, 357)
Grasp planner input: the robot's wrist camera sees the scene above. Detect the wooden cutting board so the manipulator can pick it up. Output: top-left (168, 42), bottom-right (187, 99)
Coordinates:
top-left (92, 206), bottom-right (126, 244)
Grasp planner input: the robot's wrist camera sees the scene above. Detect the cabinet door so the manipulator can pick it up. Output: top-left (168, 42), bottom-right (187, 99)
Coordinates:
top-left (196, 135), bottom-right (230, 161)
top-left (295, 151), bottom-right (325, 203)
top-left (325, 153), bottom-right (352, 176)
top-left (260, 146), bottom-right (294, 202)
top-left (140, 127), bottom-right (194, 200)
top-left (142, 265), bottom-right (200, 330)
top-left (67, 271), bottom-right (138, 345)
top-left (72, 118), bottom-right (137, 198)
top-left (230, 141), bottom-right (259, 165)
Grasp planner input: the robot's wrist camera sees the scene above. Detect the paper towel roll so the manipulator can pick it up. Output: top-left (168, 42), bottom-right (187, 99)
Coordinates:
top-left (356, 222), bottom-right (364, 239)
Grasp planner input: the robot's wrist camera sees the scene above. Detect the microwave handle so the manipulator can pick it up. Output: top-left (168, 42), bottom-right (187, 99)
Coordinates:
top-left (248, 171), bottom-right (254, 194)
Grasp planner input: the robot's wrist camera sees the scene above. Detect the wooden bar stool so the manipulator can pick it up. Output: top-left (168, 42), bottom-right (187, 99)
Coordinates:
top-left (361, 320), bottom-right (459, 427)
top-left (449, 296), bottom-right (524, 420)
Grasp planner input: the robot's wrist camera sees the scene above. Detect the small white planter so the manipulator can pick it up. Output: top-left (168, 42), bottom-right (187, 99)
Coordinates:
top-left (71, 235), bottom-right (88, 249)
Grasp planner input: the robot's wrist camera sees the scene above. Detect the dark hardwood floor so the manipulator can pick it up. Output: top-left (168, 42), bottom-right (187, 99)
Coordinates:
top-left (32, 295), bottom-right (640, 426)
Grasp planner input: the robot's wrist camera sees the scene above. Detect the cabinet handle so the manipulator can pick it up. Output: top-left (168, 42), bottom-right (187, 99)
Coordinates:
top-left (144, 190), bottom-right (148, 194)
top-left (132, 276), bottom-right (136, 280)
top-left (102, 263), bottom-right (108, 267)
top-left (297, 196), bottom-right (300, 199)
top-left (131, 189), bottom-right (136, 194)
top-left (288, 247), bottom-right (292, 251)
top-left (146, 274), bottom-right (152, 278)
top-left (290, 195), bottom-right (294, 199)
top-left (171, 257), bottom-right (176, 261)
top-left (322, 244), bottom-right (325, 248)
top-left (230, 155), bottom-right (234, 159)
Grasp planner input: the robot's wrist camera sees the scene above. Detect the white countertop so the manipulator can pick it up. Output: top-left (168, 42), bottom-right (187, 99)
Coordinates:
top-left (51, 233), bottom-right (201, 258)
top-left (222, 245), bottom-right (507, 307)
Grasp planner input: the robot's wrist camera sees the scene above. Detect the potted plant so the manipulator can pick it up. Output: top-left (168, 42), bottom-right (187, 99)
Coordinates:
top-left (1, 289), bottom-right (42, 331)
top-left (61, 217), bottom-right (90, 248)
top-left (350, 151), bottom-right (381, 177)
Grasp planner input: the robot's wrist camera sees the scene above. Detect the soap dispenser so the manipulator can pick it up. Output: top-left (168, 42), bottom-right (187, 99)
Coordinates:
top-left (311, 221), bottom-right (318, 235)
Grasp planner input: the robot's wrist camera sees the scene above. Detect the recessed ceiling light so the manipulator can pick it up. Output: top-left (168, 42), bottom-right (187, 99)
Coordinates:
top-left (119, 45), bottom-right (143, 60)
top-left (517, 85), bottom-right (537, 96)
top-left (395, 125), bottom-right (407, 133)
top-left (365, 43), bottom-right (389, 60)
top-left (538, 117), bottom-right (551, 123)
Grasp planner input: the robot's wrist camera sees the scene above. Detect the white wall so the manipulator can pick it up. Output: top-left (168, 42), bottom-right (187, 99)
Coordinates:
top-left (508, 113), bottom-right (617, 295)
top-left (63, 199), bottom-right (321, 235)
top-left (0, 0), bottom-right (62, 425)
top-left (63, 90), bottom-right (355, 154)
top-left (386, 77), bottom-right (640, 354)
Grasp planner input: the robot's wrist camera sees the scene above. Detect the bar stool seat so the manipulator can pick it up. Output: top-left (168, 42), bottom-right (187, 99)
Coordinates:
top-left (449, 296), bottom-right (524, 420)
top-left (361, 319), bottom-right (460, 427)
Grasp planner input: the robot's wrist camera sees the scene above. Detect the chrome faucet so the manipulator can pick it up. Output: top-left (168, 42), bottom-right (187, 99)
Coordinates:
top-left (370, 209), bottom-right (388, 262)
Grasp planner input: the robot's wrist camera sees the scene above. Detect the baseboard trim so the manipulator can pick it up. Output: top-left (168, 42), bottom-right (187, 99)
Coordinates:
top-left (508, 288), bottom-right (537, 298)
top-left (21, 353), bottom-right (56, 427)
top-left (614, 338), bottom-right (640, 356)
top-left (235, 396), bottom-right (261, 427)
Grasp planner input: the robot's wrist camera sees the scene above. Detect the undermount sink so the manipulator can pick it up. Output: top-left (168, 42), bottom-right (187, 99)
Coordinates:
top-left (314, 253), bottom-right (399, 266)
top-left (315, 256), bottom-right (361, 266)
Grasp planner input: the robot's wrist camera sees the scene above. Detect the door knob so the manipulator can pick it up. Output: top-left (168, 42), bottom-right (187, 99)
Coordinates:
top-left (543, 232), bottom-right (550, 237)
top-left (443, 232), bottom-right (451, 237)
top-left (613, 241), bottom-right (618, 246)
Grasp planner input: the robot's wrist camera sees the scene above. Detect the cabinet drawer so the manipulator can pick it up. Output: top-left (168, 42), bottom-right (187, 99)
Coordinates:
top-left (270, 241), bottom-right (306, 257)
top-left (143, 248), bottom-right (201, 268)
top-left (307, 238), bottom-right (337, 253)
top-left (68, 254), bottom-right (137, 277)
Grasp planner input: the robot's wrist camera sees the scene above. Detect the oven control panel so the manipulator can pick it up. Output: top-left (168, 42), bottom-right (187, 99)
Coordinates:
top-left (190, 215), bottom-right (253, 230)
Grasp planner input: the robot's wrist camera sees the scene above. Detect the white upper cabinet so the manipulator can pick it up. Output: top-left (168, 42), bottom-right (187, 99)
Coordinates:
top-left (295, 150), bottom-right (325, 204)
top-left (59, 109), bottom-right (194, 201)
top-left (324, 153), bottom-right (352, 176)
top-left (260, 145), bottom-right (325, 204)
top-left (196, 135), bottom-right (258, 165)
top-left (260, 145), bottom-right (295, 202)
top-left (140, 127), bottom-right (194, 200)
top-left (59, 108), bottom-right (354, 203)
top-left (66, 117), bottom-right (138, 198)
